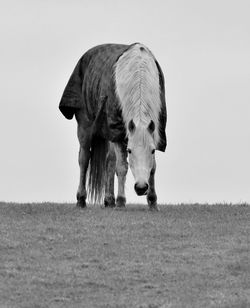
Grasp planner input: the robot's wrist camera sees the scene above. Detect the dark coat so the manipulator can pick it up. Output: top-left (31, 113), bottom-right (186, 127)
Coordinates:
top-left (59, 43), bottom-right (167, 151)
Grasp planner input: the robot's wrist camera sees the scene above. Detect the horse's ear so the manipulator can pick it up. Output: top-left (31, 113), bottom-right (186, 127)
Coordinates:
top-left (148, 120), bottom-right (155, 134)
top-left (128, 119), bottom-right (136, 134)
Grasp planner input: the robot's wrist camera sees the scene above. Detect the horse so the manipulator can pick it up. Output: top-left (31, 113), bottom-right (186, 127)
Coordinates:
top-left (59, 43), bottom-right (167, 210)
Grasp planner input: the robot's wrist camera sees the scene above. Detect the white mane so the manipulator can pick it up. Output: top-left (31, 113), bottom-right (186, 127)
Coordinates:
top-left (114, 43), bottom-right (161, 145)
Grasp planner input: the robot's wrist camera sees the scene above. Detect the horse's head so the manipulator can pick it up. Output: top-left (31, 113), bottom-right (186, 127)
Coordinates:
top-left (127, 119), bottom-right (156, 196)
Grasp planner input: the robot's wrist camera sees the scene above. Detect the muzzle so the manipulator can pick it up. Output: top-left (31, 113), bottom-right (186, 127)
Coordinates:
top-left (134, 182), bottom-right (149, 196)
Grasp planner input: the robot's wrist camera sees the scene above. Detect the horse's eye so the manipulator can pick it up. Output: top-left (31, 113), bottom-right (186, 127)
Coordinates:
top-left (127, 148), bottom-right (132, 154)
top-left (151, 149), bottom-right (155, 154)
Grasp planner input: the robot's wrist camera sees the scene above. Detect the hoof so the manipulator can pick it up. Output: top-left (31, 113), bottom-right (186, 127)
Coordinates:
top-left (116, 196), bottom-right (126, 208)
top-left (104, 195), bottom-right (116, 208)
top-left (76, 200), bottom-right (87, 208)
top-left (76, 195), bottom-right (87, 208)
top-left (147, 193), bottom-right (158, 211)
top-left (148, 204), bottom-right (160, 211)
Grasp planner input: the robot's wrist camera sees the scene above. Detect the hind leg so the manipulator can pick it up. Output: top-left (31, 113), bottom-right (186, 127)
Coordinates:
top-left (114, 142), bottom-right (128, 207)
top-left (147, 158), bottom-right (159, 211)
top-left (104, 143), bottom-right (116, 208)
top-left (76, 126), bottom-right (91, 208)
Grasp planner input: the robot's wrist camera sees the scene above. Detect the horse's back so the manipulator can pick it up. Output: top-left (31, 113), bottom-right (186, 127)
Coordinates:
top-left (59, 44), bottom-right (129, 119)
top-left (59, 43), bottom-right (166, 150)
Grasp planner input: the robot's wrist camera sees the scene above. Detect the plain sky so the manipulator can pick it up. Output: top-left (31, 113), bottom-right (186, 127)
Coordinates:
top-left (0, 0), bottom-right (249, 204)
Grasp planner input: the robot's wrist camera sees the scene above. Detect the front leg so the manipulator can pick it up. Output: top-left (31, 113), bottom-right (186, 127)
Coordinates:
top-left (147, 158), bottom-right (159, 211)
top-left (76, 125), bottom-right (91, 208)
top-left (77, 145), bottom-right (90, 208)
top-left (114, 142), bottom-right (128, 207)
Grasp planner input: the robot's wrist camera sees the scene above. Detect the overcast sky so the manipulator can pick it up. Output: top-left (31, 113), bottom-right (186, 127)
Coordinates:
top-left (0, 0), bottom-right (249, 204)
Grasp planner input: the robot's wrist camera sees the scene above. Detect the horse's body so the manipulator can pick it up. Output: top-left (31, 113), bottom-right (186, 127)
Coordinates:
top-left (59, 43), bottom-right (167, 209)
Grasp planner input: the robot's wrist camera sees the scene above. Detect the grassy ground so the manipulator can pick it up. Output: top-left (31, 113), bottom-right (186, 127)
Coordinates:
top-left (0, 202), bottom-right (249, 308)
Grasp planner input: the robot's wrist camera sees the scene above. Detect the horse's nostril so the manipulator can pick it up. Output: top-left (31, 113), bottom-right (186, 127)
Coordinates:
top-left (134, 183), bottom-right (149, 196)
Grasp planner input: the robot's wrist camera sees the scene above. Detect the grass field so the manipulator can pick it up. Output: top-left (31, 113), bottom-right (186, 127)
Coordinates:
top-left (0, 202), bottom-right (249, 308)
